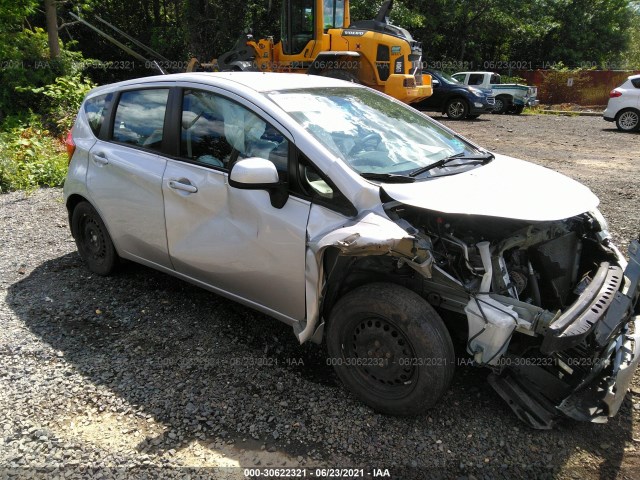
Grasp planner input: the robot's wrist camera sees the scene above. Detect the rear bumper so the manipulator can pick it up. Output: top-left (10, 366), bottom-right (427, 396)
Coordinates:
top-left (490, 240), bottom-right (640, 429)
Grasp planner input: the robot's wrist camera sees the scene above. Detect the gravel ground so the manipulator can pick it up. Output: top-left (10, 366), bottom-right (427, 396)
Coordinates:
top-left (1, 114), bottom-right (639, 479)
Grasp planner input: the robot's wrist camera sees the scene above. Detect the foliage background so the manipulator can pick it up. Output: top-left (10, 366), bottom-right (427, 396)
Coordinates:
top-left (0, 0), bottom-right (639, 191)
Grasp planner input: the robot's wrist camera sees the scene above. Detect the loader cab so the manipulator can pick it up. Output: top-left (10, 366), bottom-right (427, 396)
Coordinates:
top-left (281, 0), bottom-right (347, 55)
top-left (281, 0), bottom-right (315, 55)
top-left (322, 0), bottom-right (345, 31)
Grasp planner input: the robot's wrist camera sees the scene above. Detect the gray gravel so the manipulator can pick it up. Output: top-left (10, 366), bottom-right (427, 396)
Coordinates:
top-left (1, 115), bottom-right (640, 479)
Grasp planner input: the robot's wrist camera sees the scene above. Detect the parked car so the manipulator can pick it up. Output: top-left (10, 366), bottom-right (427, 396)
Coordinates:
top-left (603, 74), bottom-right (640, 132)
top-left (412, 69), bottom-right (495, 120)
top-left (65, 72), bottom-right (640, 429)
top-left (452, 71), bottom-right (538, 114)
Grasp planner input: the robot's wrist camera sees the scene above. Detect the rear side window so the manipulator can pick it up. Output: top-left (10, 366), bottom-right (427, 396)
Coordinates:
top-left (84, 93), bottom-right (110, 136)
top-left (469, 74), bottom-right (484, 85)
top-left (112, 89), bottom-right (170, 151)
top-left (632, 78), bottom-right (640, 88)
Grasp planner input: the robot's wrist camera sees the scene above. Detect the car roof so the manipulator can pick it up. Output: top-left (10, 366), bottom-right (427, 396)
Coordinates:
top-left (87, 72), bottom-right (360, 97)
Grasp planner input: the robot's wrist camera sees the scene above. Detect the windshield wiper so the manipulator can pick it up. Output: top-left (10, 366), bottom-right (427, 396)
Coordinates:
top-left (408, 152), bottom-right (494, 178)
top-left (360, 172), bottom-right (416, 183)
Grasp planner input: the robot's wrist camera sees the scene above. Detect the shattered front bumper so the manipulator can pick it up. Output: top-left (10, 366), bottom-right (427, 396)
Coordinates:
top-left (490, 240), bottom-right (640, 429)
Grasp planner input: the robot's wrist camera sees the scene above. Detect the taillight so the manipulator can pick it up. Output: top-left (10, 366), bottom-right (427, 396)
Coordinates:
top-left (609, 89), bottom-right (622, 98)
top-left (66, 130), bottom-right (76, 164)
top-left (403, 77), bottom-right (416, 88)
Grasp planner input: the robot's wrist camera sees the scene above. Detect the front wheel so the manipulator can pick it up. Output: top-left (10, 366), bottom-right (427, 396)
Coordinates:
top-left (326, 283), bottom-right (455, 415)
top-left (615, 109), bottom-right (640, 132)
top-left (71, 201), bottom-right (119, 276)
top-left (445, 98), bottom-right (469, 120)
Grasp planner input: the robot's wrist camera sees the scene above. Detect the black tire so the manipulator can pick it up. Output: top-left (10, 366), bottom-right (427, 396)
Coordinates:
top-left (320, 69), bottom-right (359, 83)
top-left (445, 98), bottom-right (468, 120)
top-left (327, 283), bottom-right (455, 415)
top-left (615, 109), bottom-right (640, 132)
top-left (71, 201), bottom-right (119, 276)
top-left (492, 95), bottom-right (510, 114)
top-left (513, 105), bottom-right (524, 115)
top-left (467, 114), bottom-right (481, 120)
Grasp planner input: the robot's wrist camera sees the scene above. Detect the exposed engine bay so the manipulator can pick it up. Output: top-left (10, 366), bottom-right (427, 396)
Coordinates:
top-left (379, 202), bottom-right (640, 428)
top-left (315, 199), bottom-right (640, 429)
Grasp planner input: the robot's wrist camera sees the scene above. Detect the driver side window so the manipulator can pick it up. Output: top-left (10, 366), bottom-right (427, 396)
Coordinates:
top-left (180, 89), bottom-right (289, 179)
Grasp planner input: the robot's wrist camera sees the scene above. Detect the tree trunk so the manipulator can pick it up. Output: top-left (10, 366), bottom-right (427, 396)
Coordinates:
top-left (44, 0), bottom-right (60, 59)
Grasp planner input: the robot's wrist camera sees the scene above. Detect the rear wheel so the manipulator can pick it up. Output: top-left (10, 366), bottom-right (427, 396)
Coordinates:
top-left (445, 98), bottom-right (469, 120)
top-left (513, 105), bottom-right (524, 115)
top-left (71, 201), bottom-right (119, 276)
top-left (493, 95), bottom-right (510, 114)
top-left (615, 109), bottom-right (640, 132)
top-left (326, 283), bottom-right (455, 415)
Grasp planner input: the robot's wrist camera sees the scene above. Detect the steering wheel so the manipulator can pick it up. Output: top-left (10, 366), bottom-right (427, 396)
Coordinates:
top-left (349, 132), bottom-right (382, 155)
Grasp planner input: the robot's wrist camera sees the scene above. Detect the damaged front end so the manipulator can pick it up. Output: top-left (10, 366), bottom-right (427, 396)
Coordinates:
top-left (379, 203), bottom-right (640, 429)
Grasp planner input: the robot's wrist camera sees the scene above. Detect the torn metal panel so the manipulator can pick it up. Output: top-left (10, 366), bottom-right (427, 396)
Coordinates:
top-left (296, 207), bottom-right (433, 344)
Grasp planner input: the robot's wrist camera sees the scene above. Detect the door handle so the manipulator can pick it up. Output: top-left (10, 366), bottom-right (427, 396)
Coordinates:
top-left (91, 152), bottom-right (109, 166)
top-left (168, 179), bottom-right (198, 193)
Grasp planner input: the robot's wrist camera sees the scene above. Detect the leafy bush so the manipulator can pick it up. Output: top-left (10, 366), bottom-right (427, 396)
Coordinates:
top-left (24, 74), bottom-right (95, 134)
top-left (0, 115), bottom-right (68, 192)
top-left (0, 28), bottom-right (87, 120)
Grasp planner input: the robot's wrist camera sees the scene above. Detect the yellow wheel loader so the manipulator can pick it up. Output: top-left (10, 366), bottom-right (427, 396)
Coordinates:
top-left (188, 0), bottom-right (432, 104)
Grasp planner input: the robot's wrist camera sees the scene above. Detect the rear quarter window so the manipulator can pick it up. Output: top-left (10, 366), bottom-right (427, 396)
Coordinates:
top-left (632, 78), bottom-right (640, 88)
top-left (83, 93), bottom-right (111, 137)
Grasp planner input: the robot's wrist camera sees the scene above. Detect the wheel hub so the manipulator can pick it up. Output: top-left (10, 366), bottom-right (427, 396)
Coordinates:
top-left (350, 318), bottom-right (416, 386)
top-left (449, 102), bottom-right (464, 117)
top-left (82, 219), bottom-right (105, 259)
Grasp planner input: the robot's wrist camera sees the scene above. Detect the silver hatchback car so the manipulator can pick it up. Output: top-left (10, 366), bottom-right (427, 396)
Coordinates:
top-left (65, 72), bottom-right (640, 429)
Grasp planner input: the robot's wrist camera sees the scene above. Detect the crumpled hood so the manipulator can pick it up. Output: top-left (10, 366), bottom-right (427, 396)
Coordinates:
top-left (381, 154), bottom-right (599, 221)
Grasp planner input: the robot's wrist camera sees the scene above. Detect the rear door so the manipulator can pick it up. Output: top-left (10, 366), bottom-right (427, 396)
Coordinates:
top-left (87, 86), bottom-right (172, 268)
top-left (632, 77), bottom-right (640, 107)
top-left (161, 86), bottom-right (310, 321)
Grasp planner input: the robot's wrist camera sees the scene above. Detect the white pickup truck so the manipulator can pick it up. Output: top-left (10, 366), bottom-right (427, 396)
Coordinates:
top-left (452, 71), bottom-right (538, 114)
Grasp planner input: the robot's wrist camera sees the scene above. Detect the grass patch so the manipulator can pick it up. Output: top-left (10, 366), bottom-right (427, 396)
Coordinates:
top-left (521, 106), bottom-right (580, 117)
top-left (0, 115), bottom-right (68, 193)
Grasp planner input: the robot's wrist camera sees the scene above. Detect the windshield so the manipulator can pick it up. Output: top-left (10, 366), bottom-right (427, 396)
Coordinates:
top-left (266, 87), bottom-right (480, 177)
top-left (431, 71), bottom-right (461, 85)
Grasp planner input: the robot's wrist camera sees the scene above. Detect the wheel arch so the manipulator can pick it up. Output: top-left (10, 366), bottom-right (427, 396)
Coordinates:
top-left (307, 51), bottom-right (361, 76)
top-left (320, 250), bottom-right (424, 326)
top-left (66, 195), bottom-right (122, 258)
top-left (615, 107), bottom-right (640, 120)
top-left (66, 193), bottom-right (89, 229)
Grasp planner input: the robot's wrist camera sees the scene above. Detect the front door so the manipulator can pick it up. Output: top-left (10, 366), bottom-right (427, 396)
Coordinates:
top-left (162, 87), bottom-right (310, 321)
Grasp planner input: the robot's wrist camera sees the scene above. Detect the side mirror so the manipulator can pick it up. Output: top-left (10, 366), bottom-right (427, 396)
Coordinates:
top-left (229, 157), bottom-right (288, 208)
